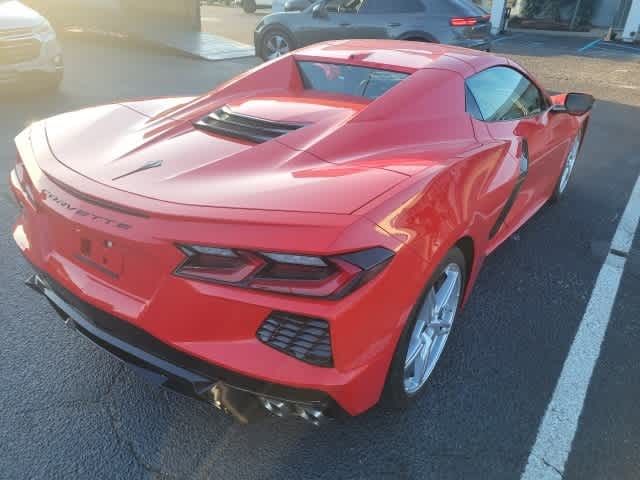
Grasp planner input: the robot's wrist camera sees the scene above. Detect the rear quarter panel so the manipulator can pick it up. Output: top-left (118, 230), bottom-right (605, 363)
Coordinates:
top-left (356, 140), bottom-right (517, 306)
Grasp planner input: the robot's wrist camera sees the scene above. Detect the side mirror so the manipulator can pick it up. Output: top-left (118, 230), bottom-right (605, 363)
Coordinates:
top-left (312, 3), bottom-right (328, 18)
top-left (551, 93), bottom-right (595, 116)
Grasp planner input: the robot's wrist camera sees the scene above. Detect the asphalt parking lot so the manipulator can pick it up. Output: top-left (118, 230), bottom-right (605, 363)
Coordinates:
top-left (1, 31), bottom-right (639, 479)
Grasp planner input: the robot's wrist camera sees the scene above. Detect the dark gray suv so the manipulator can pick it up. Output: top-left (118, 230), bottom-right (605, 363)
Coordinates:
top-left (254, 0), bottom-right (492, 61)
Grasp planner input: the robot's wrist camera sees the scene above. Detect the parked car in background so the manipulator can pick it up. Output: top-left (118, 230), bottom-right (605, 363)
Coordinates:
top-left (255, 0), bottom-right (492, 61)
top-left (240, 0), bottom-right (275, 13)
top-left (0, 0), bottom-right (63, 90)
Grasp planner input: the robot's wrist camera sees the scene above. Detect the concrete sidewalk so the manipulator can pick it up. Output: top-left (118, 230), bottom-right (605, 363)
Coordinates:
top-left (57, 12), bottom-right (255, 61)
top-left (134, 24), bottom-right (255, 61)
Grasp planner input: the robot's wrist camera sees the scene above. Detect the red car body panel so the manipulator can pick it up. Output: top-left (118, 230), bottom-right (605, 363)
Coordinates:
top-left (11, 40), bottom-right (590, 416)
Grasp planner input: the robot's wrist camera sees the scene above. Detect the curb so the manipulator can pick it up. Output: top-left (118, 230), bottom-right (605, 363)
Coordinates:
top-left (59, 27), bottom-right (202, 60)
top-left (508, 27), bottom-right (607, 39)
top-left (59, 27), bottom-right (256, 62)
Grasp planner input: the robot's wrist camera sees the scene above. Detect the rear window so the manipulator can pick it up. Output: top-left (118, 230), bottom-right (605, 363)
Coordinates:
top-left (297, 61), bottom-right (409, 100)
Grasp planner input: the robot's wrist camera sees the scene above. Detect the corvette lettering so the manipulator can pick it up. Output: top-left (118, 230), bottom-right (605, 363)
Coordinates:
top-left (41, 189), bottom-right (132, 230)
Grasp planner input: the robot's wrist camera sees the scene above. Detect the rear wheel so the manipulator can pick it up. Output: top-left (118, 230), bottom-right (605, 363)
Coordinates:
top-left (404, 36), bottom-right (435, 43)
top-left (260, 29), bottom-right (295, 61)
top-left (242, 0), bottom-right (257, 13)
top-left (381, 247), bottom-right (466, 408)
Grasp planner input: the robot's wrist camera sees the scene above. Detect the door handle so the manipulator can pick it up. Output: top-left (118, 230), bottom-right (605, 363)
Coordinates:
top-left (388, 22), bottom-right (401, 27)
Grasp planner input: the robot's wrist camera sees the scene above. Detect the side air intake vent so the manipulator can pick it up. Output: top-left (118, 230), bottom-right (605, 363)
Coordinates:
top-left (194, 106), bottom-right (304, 143)
top-left (257, 312), bottom-right (333, 367)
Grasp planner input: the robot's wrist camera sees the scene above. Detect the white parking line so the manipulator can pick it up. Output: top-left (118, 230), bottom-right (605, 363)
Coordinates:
top-left (577, 38), bottom-right (602, 53)
top-left (492, 33), bottom-right (525, 44)
top-left (599, 42), bottom-right (640, 53)
top-left (521, 175), bottom-right (640, 480)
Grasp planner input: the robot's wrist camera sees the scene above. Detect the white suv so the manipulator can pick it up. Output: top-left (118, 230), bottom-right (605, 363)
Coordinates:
top-left (239, 0), bottom-right (288, 13)
top-left (0, 1), bottom-right (63, 90)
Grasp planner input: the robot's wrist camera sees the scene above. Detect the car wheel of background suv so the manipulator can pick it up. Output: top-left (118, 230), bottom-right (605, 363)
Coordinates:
top-left (260, 29), bottom-right (295, 61)
top-left (242, 0), bottom-right (257, 13)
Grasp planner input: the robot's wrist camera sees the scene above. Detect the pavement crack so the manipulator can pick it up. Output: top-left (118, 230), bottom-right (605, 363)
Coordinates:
top-left (9, 364), bottom-right (125, 416)
top-left (539, 455), bottom-right (565, 479)
top-left (105, 400), bottom-right (180, 479)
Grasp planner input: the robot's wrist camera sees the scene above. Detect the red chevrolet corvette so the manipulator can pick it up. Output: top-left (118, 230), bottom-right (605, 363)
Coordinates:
top-left (11, 40), bottom-right (593, 425)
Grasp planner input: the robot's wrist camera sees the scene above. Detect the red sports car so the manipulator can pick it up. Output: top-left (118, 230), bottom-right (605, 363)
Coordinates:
top-left (11, 40), bottom-right (593, 425)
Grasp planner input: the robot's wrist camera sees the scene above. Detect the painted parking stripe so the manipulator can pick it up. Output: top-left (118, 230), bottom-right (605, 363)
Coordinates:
top-left (598, 42), bottom-right (640, 53)
top-left (521, 175), bottom-right (640, 480)
top-left (577, 38), bottom-right (601, 53)
top-left (492, 33), bottom-right (524, 44)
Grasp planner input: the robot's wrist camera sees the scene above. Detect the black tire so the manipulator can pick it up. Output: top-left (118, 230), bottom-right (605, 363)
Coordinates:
top-left (550, 129), bottom-right (582, 203)
top-left (259, 28), bottom-right (295, 61)
top-left (404, 36), bottom-right (433, 43)
top-left (380, 247), bottom-right (467, 409)
top-left (242, 0), bottom-right (256, 13)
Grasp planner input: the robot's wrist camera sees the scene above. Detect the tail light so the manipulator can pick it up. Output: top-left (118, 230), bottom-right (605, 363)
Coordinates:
top-left (14, 154), bottom-right (37, 207)
top-left (175, 245), bottom-right (394, 299)
top-left (450, 15), bottom-right (490, 27)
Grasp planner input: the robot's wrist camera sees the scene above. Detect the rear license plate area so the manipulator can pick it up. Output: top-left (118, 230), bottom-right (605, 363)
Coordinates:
top-left (77, 234), bottom-right (124, 278)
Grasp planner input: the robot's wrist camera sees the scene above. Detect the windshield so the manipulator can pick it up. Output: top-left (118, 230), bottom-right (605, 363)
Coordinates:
top-left (297, 61), bottom-right (409, 99)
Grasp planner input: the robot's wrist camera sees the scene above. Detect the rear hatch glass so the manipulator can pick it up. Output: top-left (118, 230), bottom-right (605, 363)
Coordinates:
top-left (297, 61), bottom-right (409, 100)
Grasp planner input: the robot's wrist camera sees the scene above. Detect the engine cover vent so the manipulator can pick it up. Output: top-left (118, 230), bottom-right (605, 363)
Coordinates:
top-left (194, 106), bottom-right (304, 143)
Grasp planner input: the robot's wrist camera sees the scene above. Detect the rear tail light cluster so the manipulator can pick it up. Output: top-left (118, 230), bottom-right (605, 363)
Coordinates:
top-left (14, 154), bottom-right (36, 206)
top-left (257, 312), bottom-right (332, 367)
top-left (175, 245), bottom-right (394, 299)
top-left (450, 15), bottom-right (490, 27)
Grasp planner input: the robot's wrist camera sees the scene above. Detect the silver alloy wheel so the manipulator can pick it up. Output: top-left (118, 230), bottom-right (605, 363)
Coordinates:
top-left (403, 263), bottom-right (462, 395)
top-left (558, 134), bottom-right (581, 194)
top-left (264, 34), bottom-right (290, 60)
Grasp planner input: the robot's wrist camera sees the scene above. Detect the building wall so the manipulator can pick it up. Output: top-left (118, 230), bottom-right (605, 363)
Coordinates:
top-left (120, 0), bottom-right (200, 29)
top-left (592, 0), bottom-right (623, 27)
top-left (25, 0), bottom-right (200, 31)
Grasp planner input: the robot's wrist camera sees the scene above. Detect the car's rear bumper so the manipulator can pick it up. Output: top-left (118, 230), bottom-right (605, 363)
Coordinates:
top-left (25, 270), bottom-right (336, 424)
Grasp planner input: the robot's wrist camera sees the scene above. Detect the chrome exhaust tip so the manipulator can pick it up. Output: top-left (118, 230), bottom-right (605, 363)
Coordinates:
top-left (259, 398), bottom-right (291, 418)
top-left (259, 397), bottom-right (328, 426)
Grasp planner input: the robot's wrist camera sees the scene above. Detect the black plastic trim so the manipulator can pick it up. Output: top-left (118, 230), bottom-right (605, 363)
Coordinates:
top-left (489, 142), bottom-right (529, 240)
top-left (45, 174), bottom-right (150, 219)
top-left (257, 311), bottom-right (333, 368)
top-left (337, 247), bottom-right (395, 270)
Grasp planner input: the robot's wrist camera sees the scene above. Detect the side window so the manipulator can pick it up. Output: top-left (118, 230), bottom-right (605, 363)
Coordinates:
top-left (360, 0), bottom-right (424, 14)
top-left (328, 0), bottom-right (365, 13)
top-left (466, 67), bottom-right (547, 121)
top-left (396, 0), bottom-right (425, 13)
top-left (360, 0), bottom-right (390, 13)
top-left (326, 1), bottom-right (340, 13)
